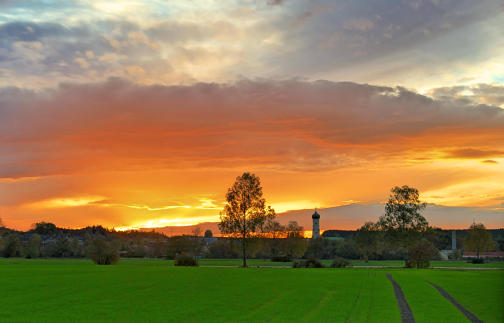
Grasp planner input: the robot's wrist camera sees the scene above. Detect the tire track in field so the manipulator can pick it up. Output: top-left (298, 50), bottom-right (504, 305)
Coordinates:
top-left (344, 270), bottom-right (369, 323)
top-left (302, 290), bottom-right (335, 321)
top-left (366, 271), bottom-right (377, 323)
top-left (427, 282), bottom-right (484, 323)
top-left (242, 289), bottom-right (294, 320)
top-left (386, 273), bottom-right (415, 323)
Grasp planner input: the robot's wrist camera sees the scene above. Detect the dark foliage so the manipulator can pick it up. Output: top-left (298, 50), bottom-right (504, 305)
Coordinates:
top-left (330, 257), bottom-right (351, 268)
top-left (88, 238), bottom-right (120, 265)
top-left (470, 258), bottom-right (485, 264)
top-left (292, 258), bottom-right (324, 268)
top-left (174, 254), bottom-right (199, 266)
top-left (321, 230), bottom-right (356, 239)
top-left (270, 255), bottom-right (292, 262)
top-left (166, 235), bottom-right (203, 259)
top-left (2, 234), bottom-right (23, 258)
top-left (406, 239), bottom-right (438, 268)
top-left (207, 238), bottom-right (239, 258)
top-left (25, 234), bottom-right (42, 258)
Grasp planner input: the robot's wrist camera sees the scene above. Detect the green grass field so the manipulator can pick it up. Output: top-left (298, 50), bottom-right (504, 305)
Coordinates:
top-left (0, 258), bottom-right (502, 322)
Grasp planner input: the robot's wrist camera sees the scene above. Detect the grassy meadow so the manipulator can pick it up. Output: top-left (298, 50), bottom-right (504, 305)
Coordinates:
top-left (0, 258), bottom-right (503, 322)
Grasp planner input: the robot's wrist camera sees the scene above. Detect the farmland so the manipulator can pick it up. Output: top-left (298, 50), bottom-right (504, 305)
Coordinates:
top-left (0, 258), bottom-right (502, 322)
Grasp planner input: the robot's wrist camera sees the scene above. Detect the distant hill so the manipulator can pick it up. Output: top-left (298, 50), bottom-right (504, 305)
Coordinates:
top-left (146, 222), bottom-right (220, 236)
top-left (275, 203), bottom-right (504, 231)
top-left (146, 203), bottom-right (503, 237)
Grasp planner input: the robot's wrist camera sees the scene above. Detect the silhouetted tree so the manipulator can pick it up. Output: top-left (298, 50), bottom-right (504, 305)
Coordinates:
top-left (3, 234), bottom-right (23, 258)
top-left (208, 238), bottom-right (239, 258)
top-left (282, 221), bottom-right (307, 258)
top-left (34, 222), bottom-right (59, 236)
top-left (166, 236), bottom-right (194, 259)
top-left (88, 237), bottom-right (119, 265)
top-left (465, 223), bottom-right (495, 259)
top-left (204, 229), bottom-right (213, 238)
top-left (26, 234), bottom-right (42, 258)
top-left (355, 222), bottom-right (381, 262)
top-left (378, 186), bottom-right (429, 259)
top-left (219, 172), bottom-right (275, 267)
top-left (264, 220), bottom-right (284, 257)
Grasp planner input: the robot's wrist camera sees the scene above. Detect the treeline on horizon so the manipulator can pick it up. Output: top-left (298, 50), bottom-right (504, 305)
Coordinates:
top-left (0, 220), bottom-right (503, 261)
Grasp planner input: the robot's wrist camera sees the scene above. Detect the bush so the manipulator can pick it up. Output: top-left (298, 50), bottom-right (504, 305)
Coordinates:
top-left (406, 239), bottom-right (438, 268)
top-left (88, 238), bottom-right (120, 265)
top-left (470, 258), bottom-right (485, 264)
top-left (292, 258), bottom-right (324, 268)
top-left (271, 255), bottom-right (292, 262)
top-left (330, 257), bottom-right (351, 268)
top-left (174, 254), bottom-right (199, 266)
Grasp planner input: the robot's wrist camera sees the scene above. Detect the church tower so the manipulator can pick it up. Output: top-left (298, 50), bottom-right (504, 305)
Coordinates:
top-left (312, 209), bottom-right (320, 239)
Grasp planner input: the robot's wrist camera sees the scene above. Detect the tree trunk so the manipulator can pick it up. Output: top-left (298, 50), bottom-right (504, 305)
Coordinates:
top-left (242, 211), bottom-right (247, 267)
top-left (242, 235), bottom-right (246, 267)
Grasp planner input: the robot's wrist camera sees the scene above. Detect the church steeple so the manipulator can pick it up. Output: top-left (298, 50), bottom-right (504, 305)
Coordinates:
top-left (312, 209), bottom-right (320, 238)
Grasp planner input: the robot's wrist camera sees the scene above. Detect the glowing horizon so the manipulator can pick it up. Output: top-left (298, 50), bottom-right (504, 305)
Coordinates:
top-left (0, 1), bottom-right (503, 231)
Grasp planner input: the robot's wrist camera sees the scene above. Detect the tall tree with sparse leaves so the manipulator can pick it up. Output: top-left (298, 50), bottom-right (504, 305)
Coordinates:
top-left (219, 172), bottom-right (275, 267)
top-left (378, 186), bottom-right (429, 256)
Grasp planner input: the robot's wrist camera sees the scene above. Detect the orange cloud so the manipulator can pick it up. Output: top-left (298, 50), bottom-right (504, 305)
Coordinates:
top-left (0, 79), bottom-right (502, 230)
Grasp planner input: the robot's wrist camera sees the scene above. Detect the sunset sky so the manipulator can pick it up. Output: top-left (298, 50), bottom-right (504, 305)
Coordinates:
top-left (0, 0), bottom-right (503, 231)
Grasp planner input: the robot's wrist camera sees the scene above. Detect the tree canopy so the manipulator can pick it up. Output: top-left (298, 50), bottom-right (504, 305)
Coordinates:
top-left (219, 172), bottom-right (275, 267)
top-left (355, 221), bottom-right (381, 262)
top-left (465, 223), bottom-right (495, 259)
top-left (378, 185), bottom-right (430, 253)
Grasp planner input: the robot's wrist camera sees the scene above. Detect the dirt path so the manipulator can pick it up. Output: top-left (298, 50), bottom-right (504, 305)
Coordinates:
top-left (386, 273), bottom-right (415, 323)
top-left (427, 282), bottom-right (484, 323)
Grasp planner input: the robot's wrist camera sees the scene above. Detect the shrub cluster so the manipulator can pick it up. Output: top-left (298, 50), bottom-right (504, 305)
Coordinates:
top-left (330, 257), bottom-right (351, 268)
top-left (470, 258), bottom-right (485, 264)
top-left (271, 255), bottom-right (292, 262)
top-left (174, 254), bottom-right (199, 266)
top-left (292, 258), bottom-right (324, 268)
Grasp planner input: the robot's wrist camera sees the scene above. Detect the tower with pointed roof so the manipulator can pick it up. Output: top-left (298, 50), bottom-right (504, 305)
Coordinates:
top-left (312, 209), bottom-right (320, 239)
